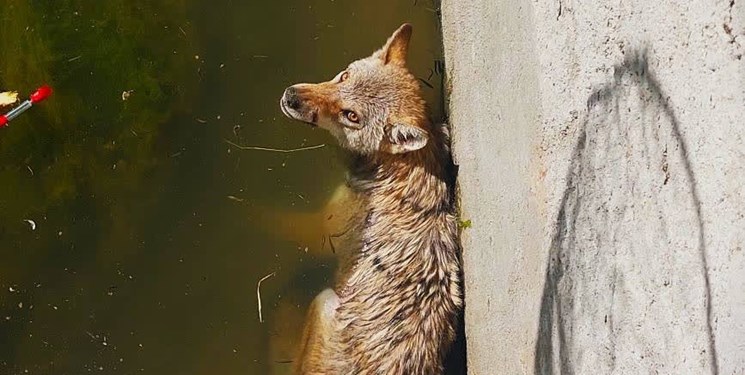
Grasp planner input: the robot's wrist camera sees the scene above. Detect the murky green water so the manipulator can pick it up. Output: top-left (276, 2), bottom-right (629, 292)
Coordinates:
top-left (0, 1), bottom-right (444, 374)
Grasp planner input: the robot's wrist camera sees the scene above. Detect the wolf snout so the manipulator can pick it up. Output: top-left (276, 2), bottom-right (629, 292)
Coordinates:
top-left (282, 86), bottom-right (302, 110)
top-left (280, 86), bottom-right (317, 125)
top-left (280, 86), bottom-right (302, 119)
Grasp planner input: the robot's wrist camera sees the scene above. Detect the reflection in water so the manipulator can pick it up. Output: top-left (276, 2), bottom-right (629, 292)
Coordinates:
top-left (0, 1), bottom-right (443, 374)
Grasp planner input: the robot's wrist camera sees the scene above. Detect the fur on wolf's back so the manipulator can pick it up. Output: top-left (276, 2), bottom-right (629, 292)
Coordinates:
top-left (282, 24), bottom-right (463, 375)
top-left (331, 133), bottom-right (462, 375)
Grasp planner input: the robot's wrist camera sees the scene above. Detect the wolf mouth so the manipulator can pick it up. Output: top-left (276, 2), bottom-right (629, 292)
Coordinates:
top-left (280, 99), bottom-right (317, 127)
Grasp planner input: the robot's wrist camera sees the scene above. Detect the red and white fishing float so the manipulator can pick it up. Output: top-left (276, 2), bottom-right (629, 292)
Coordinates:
top-left (0, 85), bottom-right (53, 128)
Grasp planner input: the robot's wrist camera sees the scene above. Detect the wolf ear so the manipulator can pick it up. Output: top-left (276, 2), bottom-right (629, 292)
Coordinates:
top-left (373, 23), bottom-right (413, 67)
top-left (385, 123), bottom-right (428, 154)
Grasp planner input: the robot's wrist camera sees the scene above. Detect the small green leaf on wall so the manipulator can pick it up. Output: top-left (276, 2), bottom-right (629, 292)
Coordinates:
top-left (458, 219), bottom-right (472, 229)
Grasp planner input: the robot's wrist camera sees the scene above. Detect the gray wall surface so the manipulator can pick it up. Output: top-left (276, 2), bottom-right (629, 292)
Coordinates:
top-left (441, 0), bottom-right (745, 374)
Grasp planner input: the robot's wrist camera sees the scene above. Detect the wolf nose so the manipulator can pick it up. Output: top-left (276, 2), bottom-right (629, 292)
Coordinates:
top-left (283, 87), bottom-right (302, 110)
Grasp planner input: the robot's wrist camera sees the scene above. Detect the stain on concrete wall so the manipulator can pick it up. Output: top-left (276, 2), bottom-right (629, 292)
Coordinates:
top-left (535, 51), bottom-right (718, 374)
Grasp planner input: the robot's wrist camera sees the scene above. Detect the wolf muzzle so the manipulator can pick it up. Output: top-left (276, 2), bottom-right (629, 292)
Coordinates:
top-left (280, 86), bottom-right (317, 125)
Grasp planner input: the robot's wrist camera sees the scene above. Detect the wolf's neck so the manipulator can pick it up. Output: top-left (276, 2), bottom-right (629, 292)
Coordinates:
top-left (348, 134), bottom-right (453, 218)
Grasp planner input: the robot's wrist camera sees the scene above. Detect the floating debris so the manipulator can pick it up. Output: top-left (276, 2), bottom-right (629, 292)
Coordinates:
top-left (23, 219), bottom-right (36, 231)
top-left (224, 139), bottom-right (326, 153)
top-left (0, 91), bottom-right (18, 106)
top-left (122, 90), bottom-right (134, 101)
top-left (257, 272), bottom-right (276, 323)
top-left (0, 86), bottom-right (53, 128)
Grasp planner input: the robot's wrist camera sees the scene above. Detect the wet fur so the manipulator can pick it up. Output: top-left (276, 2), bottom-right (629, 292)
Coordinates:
top-left (281, 24), bottom-right (462, 375)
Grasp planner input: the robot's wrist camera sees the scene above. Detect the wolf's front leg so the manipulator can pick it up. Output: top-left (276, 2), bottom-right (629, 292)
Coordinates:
top-left (253, 183), bottom-right (362, 258)
top-left (294, 288), bottom-right (340, 375)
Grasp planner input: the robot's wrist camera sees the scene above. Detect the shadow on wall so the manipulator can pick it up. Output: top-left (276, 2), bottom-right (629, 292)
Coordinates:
top-left (534, 50), bottom-right (719, 375)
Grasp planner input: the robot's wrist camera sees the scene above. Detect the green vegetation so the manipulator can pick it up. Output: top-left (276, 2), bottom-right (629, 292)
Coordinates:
top-left (0, 1), bottom-right (199, 254)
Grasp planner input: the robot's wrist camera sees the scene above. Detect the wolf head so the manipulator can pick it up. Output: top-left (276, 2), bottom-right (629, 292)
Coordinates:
top-left (280, 24), bottom-right (429, 155)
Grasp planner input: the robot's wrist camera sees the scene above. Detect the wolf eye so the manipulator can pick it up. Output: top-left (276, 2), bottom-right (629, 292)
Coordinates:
top-left (343, 110), bottom-right (359, 123)
top-left (339, 71), bottom-right (349, 82)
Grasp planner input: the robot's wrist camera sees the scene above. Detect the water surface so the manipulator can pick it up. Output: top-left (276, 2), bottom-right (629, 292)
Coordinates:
top-left (0, 1), bottom-right (444, 374)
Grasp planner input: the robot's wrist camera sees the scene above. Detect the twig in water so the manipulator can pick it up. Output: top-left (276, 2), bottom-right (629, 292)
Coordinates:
top-left (418, 77), bottom-right (434, 89)
top-left (225, 139), bottom-right (325, 153)
top-left (257, 272), bottom-right (276, 323)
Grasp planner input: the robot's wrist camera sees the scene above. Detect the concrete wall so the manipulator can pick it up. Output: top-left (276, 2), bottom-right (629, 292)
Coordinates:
top-left (441, 1), bottom-right (745, 374)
